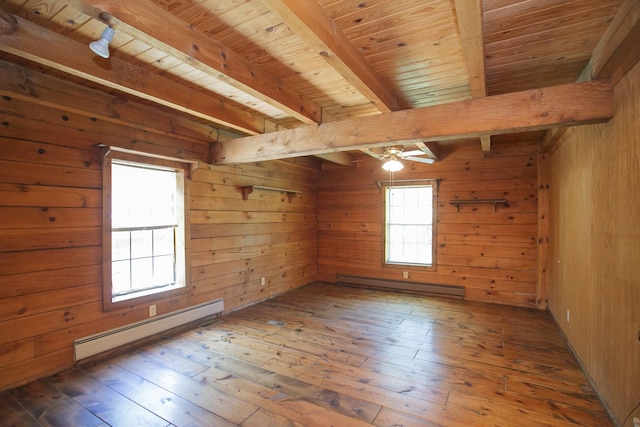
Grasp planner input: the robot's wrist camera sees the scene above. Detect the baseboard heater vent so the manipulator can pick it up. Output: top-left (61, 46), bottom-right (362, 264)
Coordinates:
top-left (336, 274), bottom-right (464, 298)
top-left (74, 298), bottom-right (224, 362)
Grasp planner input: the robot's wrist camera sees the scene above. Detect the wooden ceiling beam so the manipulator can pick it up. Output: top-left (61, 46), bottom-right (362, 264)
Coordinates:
top-left (480, 135), bottom-right (492, 158)
top-left (0, 60), bottom-right (221, 144)
top-left (590, 0), bottom-right (640, 85)
top-left (453, 0), bottom-right (489, 159)
top-left (0, 13), bottom-right (265, 136)
top-left (314, 151), bottom-right (353, 167)
top-left (79, 0), bottom-right (323, 125)
top-left (453, 0), bottom-right (487, 98)
top-left (414, 142), bottom-right (440, 160)
top-left (260, 0), bottom-right (402, 112)
top-left (542, 0), bottom-right (639, 153)
top-left (213, 81), bottom-right (614, 164)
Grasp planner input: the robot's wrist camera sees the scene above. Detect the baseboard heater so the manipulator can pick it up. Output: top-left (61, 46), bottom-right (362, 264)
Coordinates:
top-left (336, 274), bottom-right (464, 298)
top-left (74, 298), bottom-right (224, 362)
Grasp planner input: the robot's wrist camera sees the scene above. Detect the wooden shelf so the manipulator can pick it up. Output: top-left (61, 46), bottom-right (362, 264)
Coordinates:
top-left (240, 185), bottom-right (300, 203)
top-left (448, 199), bottom-right (508, 212)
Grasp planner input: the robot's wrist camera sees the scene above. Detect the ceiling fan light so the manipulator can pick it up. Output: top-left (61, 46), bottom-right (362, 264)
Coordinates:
top-left (89, 26), bottom-right (115, 58)
top-left (382, 158), bottom-right (404, 172)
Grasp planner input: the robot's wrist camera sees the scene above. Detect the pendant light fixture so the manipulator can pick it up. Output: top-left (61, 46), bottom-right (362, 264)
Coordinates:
top-left (382, 156), bottom-right (404, 172)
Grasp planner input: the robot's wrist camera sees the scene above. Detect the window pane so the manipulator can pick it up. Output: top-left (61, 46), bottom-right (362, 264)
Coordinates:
top-left (131, 229), bottom-right (153, 259)
top-left (418, 241), bottom-right (432, 265)
top-left (112, 260), bottom-right (131, 294)
top-left (404, 244), bottom-right (419, 263)
top-left (388, 224), bottom-right (403, 243)
top-left (154, 255), bottom-right (175, 285)
top-left (404, 225), bottom-right (419, 243)
top-left (389, 243), bottom-right (404, 261)
top-left (154, 228), bottom-right (175, 256)
top-left (390, 205), bottom-right (404, 222)
top-left (112, 231), bottom-right (130, 261)
top-left (131, 257), bottom-right (153, 290)
top-left (418, 225), bottom-right (432, 245)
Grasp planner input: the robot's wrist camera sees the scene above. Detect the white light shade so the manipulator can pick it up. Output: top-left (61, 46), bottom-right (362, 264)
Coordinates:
top-left (382, 159), bottom-right (404, 172)
top-left (89, 26), bottom-right (115, 58)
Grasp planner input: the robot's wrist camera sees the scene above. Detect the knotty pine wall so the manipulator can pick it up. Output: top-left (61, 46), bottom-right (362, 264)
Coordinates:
top-left (317, 142), bottom-right (540, 307)
top-left (547, 61), bottom-right (640, 426)
top-left (0, 96), bottom-right (318, 392)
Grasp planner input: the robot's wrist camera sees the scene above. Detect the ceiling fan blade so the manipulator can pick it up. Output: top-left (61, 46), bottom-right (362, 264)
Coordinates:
top-left (404, 156), bottom-right (435, 164)
top-left (359, 148), bottom-right (386, 160)
top-left (401, 149), bottom-right (426, 156)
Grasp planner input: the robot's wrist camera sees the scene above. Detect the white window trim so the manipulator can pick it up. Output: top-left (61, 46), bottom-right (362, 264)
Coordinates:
top-left (381, 180), bottom-right (438, 271)
top-left (102, 150), bottom-right (191, 312)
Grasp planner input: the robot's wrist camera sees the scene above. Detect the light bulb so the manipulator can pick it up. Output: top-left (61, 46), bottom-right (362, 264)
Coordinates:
top-left (382, 159), bottom-right (404, 172)
top-left (89, 26), bottom-right (115, 58)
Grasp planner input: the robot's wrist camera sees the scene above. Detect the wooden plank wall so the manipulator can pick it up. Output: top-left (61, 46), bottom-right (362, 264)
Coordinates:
top-left (0, 96), bottom-right (319, 393)
top-left (317, 142), bottom-right (540, 307)
top-left (547, 60), bottom-right (640, 426)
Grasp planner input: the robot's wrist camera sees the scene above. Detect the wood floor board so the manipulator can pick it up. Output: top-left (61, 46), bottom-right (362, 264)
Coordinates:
top-left (505, 374), bottom-right (604, 410)
top-left (106, 352), bottom-right (260, 424)
top-left (394, 317), bottom-right (436, 334)
top-left (261, 357), bottom-right (446, 419)
top-left (211, 356), bottom-right (382, 424)
top-left (444, 391), bottom-right (593, 427)
top-left (0, 282), bottom-right (613, 426)
top-left (307, 357), bottom-right (450, 406)
top-left (0, 399), bottom-right (41, 427)
top-left (415, 344), bottom-right (591, 385)
top-left (240, 408), bottom-right (306, 427)
top-left (191, 366), bottom-right (377, 427)
top-left (205, 330), bottom-right (326, 368)
top-left (217, 318), bottom-right (283, 338)
top-left (409, 308), bottom-right (475, 325)
top-left (373, 407), bottom-right (445, 427)
top-left (261, 331), bottom-right (372, 367)
top-left (361, 357), bottom-right (507, 397)
top-left (12, 380), bottom-right (117, 427)
top-left (134, 346), bottom-right (213, 377)
top-left (428, 319), bottom-right (505, 338)
top-left (83, 362), bottom-right (238, 427)
top-left (185, 330), bottom-right (276, 367)
top-left (490, 389), bottom-right (614, 426)
top-left (354, 325), bottom-right (434, 346)
top-left (47, 369), bottom-right (173, 427)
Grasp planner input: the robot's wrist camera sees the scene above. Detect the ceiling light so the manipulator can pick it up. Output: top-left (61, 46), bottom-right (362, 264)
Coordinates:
top-left (89, 26), bottom-right (115, 58)
top-left (382, 158), bottom-right (404, 172)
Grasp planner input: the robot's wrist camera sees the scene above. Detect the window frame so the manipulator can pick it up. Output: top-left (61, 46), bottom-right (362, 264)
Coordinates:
top-left (102, 150), bottom-right (191, 312)
top-left (382, 181), bottom-right (438, 271)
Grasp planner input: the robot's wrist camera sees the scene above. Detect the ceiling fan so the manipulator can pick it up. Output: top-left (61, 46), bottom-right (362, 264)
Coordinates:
top-left (361, 145), bottom-right (436, 172)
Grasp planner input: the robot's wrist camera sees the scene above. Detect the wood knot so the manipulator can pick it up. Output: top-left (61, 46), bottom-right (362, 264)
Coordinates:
top-left (0, 9), bottom-right (18, 35)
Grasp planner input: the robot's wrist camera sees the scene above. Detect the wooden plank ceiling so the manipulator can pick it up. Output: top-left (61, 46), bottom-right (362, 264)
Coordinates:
top-left (0, 0), bottom-right (633, 164)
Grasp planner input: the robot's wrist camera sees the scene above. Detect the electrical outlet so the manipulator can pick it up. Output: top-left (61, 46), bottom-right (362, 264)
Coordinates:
top-left (261, 277), bottom-right (266, 286)
top-left (149, 304), bottom-right (156, 317)
top-left (566, 309), bottom-right (570, 323)
top-left (403, 271), bottom-right (409, 279)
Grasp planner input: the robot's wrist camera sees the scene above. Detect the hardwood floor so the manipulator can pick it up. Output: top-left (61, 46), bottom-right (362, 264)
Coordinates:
top-left (0, 283), bottom-right (612, 426)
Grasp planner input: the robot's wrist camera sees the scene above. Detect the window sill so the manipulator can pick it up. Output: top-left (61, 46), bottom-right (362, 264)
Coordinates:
top-left (104, 285), bottom-right (188, 312)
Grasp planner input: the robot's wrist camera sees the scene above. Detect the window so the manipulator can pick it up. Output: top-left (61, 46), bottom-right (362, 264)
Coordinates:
top-left (385, 184), bottom-right (436, 267)
top-left (103, 152), bottom-right (189, 310)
